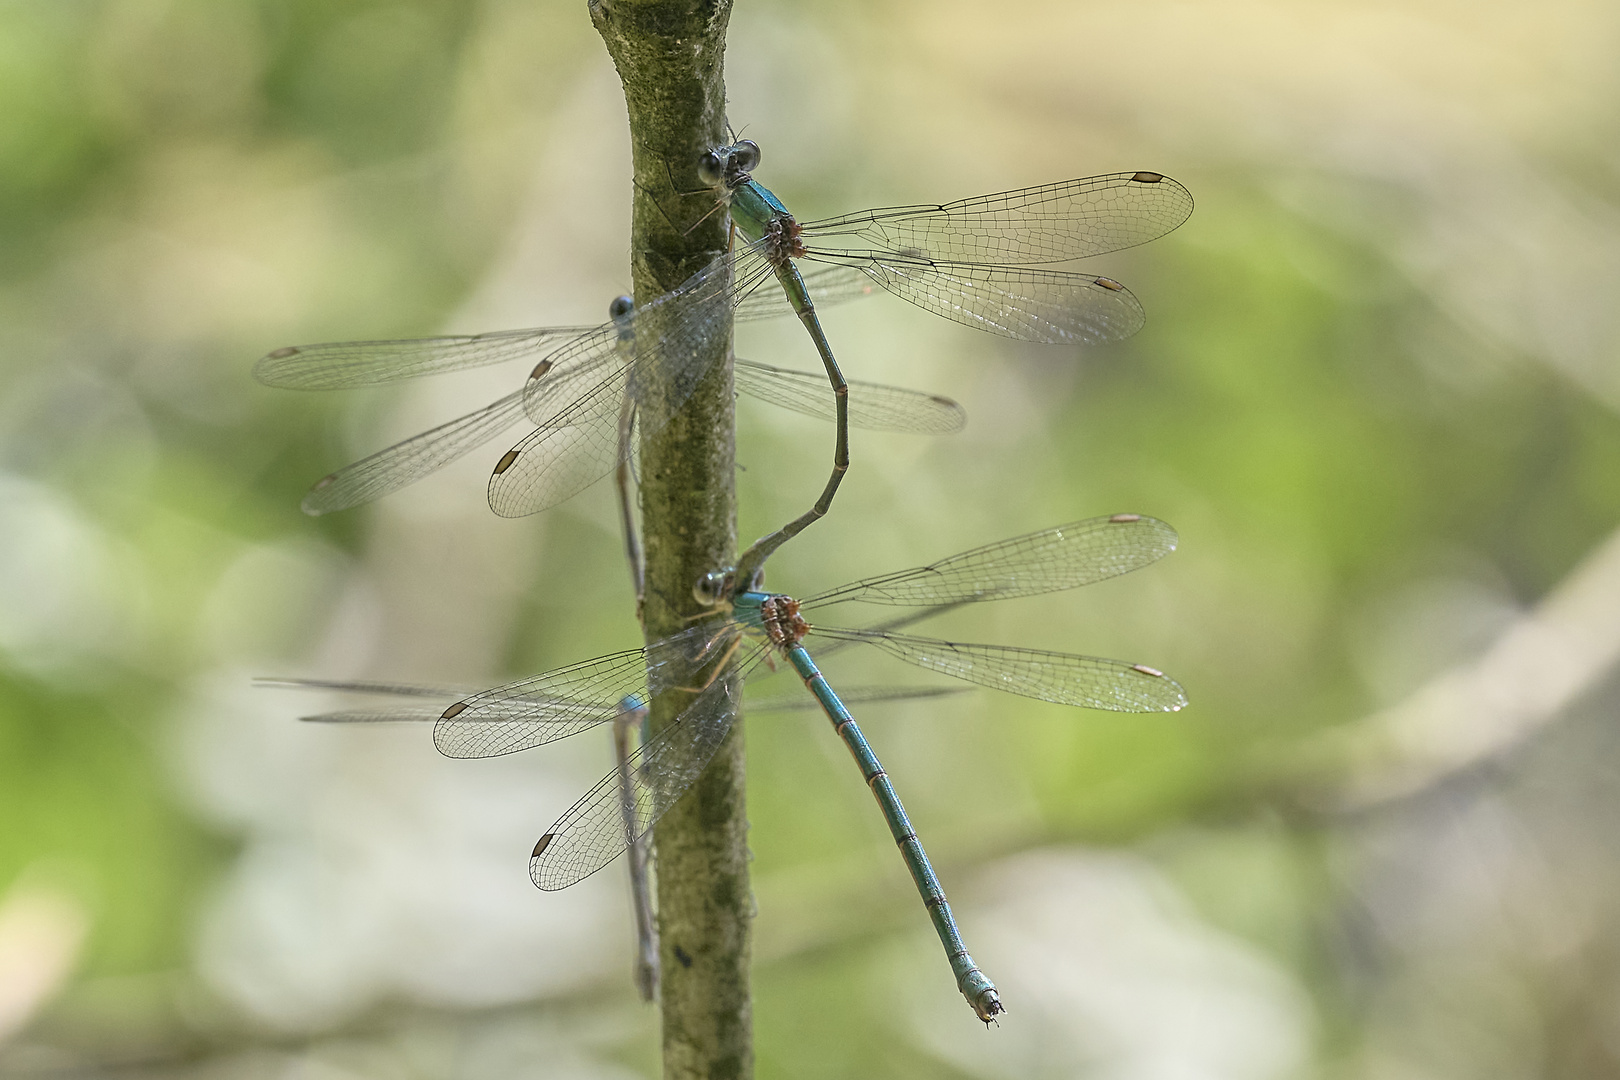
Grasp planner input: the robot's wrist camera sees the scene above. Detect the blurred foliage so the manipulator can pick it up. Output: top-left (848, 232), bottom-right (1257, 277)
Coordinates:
top-left (3, 1), bottom-right (1620, 1078)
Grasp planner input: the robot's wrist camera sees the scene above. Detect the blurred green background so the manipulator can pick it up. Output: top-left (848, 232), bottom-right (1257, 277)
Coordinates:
top-left (4, 1), bottom-right (1620, 1077)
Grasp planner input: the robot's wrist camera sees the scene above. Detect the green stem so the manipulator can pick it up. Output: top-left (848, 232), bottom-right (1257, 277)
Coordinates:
top-left (588, 2), bottom-right (750, 1078)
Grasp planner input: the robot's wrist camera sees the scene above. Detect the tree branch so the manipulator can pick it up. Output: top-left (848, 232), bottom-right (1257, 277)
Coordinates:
top-left (589, 1), bottom-right (750, 1077)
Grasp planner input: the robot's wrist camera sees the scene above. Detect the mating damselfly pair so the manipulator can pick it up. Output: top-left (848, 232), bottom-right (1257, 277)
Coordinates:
top-left (273, 513), bottom-right (1186, 1021)
top-left (256, 142), bottom-right (1190, 575)
top-left (257, 142), bottom-right (1193, 1021)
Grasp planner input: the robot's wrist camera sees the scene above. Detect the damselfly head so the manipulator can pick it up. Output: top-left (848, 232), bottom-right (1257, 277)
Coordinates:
top-left (696, 149), bottom-right (727, 187)
top-left (696, 141), bottom-right (761, 189)
top-left (730, 139), bottom-right (760, 174)
top-left (608, 295), bottom-right (634, 321)
top-left (693, 569), bottom-right (732, 606)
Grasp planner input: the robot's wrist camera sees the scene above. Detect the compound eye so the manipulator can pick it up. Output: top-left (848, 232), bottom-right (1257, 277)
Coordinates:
top-left (692, 570), bottom-right (729, 605)
top-left (608, 295), bottom-right (634, 321)
top-left (696, 151), bottom-right (725, 187)
top-left (732, 140), bottom-right (760, 173)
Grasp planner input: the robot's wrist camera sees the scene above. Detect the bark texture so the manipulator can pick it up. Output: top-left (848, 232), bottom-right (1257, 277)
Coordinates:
top-left (588, 2), bottom-right (749, 1078)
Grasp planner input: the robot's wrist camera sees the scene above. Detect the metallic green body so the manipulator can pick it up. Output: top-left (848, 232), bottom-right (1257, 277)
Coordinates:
top-left (727, 179), bottom-right (787, 240)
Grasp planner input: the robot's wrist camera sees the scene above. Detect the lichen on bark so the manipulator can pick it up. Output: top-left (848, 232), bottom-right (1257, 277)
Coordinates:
top-left (588, 1), bottom-right (751, 1077)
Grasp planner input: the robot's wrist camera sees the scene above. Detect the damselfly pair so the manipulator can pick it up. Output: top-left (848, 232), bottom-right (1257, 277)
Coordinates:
top-left (256, 144), bottom-right (1190, 578)
top-left (275, 513), bottom-right (1187, 1021)
top-left (259, 146), bottom-right (1193, 1020)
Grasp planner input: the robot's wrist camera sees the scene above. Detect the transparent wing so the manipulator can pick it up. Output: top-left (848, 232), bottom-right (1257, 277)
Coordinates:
top-left (523, 341), bottom-right (637, 430)
top-left (504, 249), bottom-right (783, 428)
top-left (529, 643), bottom-right (769, 890)
top-left (799, 172), bottom-right (1193, 266)
top-left (619, 251), bottom-right (778, 434)
top-left (520, 250), bottom-right (771, 420)
top-left (305, 691), bottom-right (647, 728)
top-left (803, 258), bottom-right (1145, 346)
top-left (515, 324), bottom-right (625, 427)
top-left (486, 373), bottom-right (627, 518)
top-left (253, 326), bottom-right (597, 389)
top-left (303, 704), bottom-right (477, 723)
top-left (490, 253), bottom-right (773, 518)
top-left (432, 622), bottom-right (732, 758)
top-left (803, 515), bottom-right (1177, 609)
top-left (816, 629), bottom-right (1187, 713)
top-left (734, 359), bottom-right (966, 435)
top-left (255, 675), bottom-right (472, 722)
top-left (254, 676), bottom-right (475, 698)
top-left (305, 708), bottom-right (447, 723)
top-left (746, 684), bottom-right (970, 712)
top-left (733, 258), bottom-right (887, 322)
top-left (255, 242), bottom-right (801, 392)
top-left (430, 649), bottom-right (651, 759)
top-left (731, 244), bottom-right (794, 321)
top-left (301, 388), bottom-right (528, 515)
top-left (802, 601), bottom-right (975, 663)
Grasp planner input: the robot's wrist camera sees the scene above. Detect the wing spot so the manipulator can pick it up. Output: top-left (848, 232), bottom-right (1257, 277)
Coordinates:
top-left (441, 701), bottom-right (469, 719)
top-left (1094, 277), bottom-right (1125, 291)
top-left (1131, 171), bottom-right (1164, 184)
top-left (1109, 513), bottom-right (1141, 523)
top-left (311, 474), bottom-right (336, 491)
top-left (531, 833), bottom-right (555, 858)
top-left (494, 449), bottom-right (521, 475)
top-left (530, 359), bottom-right (553, 380)
top-left (267, 346), bottom-right (299, 359)
top-left (1131, 664), bottom-right (1164, 678)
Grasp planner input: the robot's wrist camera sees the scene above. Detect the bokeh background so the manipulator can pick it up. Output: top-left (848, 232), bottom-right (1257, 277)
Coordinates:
top-left (4, 0), bottom-right (1620, 1077)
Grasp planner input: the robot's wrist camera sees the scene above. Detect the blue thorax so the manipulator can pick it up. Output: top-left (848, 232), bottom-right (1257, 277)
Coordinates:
top-left (728, 177), bottom-right (791, 242)
top-left (729, 590), bottom-right (771, 631)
